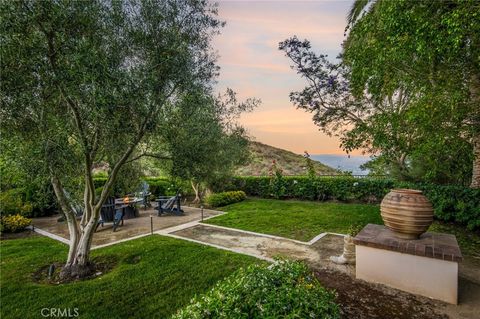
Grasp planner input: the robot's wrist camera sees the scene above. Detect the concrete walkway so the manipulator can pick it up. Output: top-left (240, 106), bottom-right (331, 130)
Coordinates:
top-left (169, 223), bottom-right (353, 274)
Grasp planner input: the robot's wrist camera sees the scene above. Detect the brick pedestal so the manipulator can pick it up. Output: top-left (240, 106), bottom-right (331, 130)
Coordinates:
top-left (353, 224), bottom-right (462, 304)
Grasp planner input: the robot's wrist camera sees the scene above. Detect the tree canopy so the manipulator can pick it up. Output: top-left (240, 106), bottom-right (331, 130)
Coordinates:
top-left (1, 0), bottom-right (224, 276)
top-left (280, 0), bottom-right (479, 185)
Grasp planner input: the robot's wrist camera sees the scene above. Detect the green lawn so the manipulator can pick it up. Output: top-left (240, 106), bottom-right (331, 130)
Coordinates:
top-left (0, 235), bottom-right (259, 319)
top-left (205, 198), bottom-right (383, 241)
top-left (205, 199), bottom-right (480, 258)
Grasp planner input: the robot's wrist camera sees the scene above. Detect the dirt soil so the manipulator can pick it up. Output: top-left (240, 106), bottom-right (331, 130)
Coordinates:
top-left (32, 255), bottom-right (118, 285)
top-left (0, 229), bottom-right (38, 240)
top-left (315, 268), bottom-right (448, 319)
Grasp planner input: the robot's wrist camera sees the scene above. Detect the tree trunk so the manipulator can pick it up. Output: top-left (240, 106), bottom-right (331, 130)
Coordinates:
top-left (191, 181), bottom-right (201, 203)
top-left (50, 176), bottom-right (80, 266)
top-left (52, 168), bottom-right (102, 279)
top-left (471, 134), bottom-right (480, 188)
top-left (61, 214), bottom-right (98, 278)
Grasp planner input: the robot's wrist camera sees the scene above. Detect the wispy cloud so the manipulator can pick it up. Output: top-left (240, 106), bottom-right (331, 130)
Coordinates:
top-left (214, 0), bottom-right (355, 154)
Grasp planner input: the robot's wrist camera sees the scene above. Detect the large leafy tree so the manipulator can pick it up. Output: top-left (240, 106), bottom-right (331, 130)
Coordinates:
top-left (1, 0), bottom-right (222, 277)
top-left (279, 37), bottom-right (418, 177)
top-left (280, 0), bottom-right (479, 185)
top-left (343, 0), bottom-right (479, 186)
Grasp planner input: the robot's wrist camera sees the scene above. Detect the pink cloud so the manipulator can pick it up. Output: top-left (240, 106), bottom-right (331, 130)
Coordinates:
top-left (214, 0), bottom-right (355, 155)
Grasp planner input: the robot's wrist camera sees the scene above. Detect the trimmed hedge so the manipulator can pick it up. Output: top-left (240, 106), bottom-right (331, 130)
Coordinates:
top-left (205, 191), bottom-right (246, 207)
top-left (93, 176), bottom-right (192, 197)
top-left (230, 176), bottom-right (394, 202)
top-left (173, 259), bottom-right (339, 319)
top-left (227, 176), bottom-right (480, 231)
top-left (143, 177), bottom-right (192, 197)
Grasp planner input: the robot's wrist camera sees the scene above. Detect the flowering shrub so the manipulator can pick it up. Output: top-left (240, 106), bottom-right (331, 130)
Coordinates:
top-left (172, 259), bottom-right (339, 319)
top-left (1, 214), bottom-right (31, 233)
top-left (205, 191), bottom-right (246, 208)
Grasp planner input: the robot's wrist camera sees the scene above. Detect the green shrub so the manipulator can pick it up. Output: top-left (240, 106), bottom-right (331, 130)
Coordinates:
top-left (205, 191), bottom-right (246, 207)
top-left (230, 176), bottom-right (393, 203)
top-left (0, 189), bottom-right (33, 217)
top-left (1, 214), bottom-right (31, 233)
top-left (228, 176), bottom-right (479, 231)
top-left (269, 160), bottom-right (286, 199)
top-left (143, 177), bottom-right (192, 197)
top-left (93, 177), bottom-right (107, 189)
top-left (172, 259), bottom-right (339, 319)
top-left (419, 184), bottom-right (480, 231)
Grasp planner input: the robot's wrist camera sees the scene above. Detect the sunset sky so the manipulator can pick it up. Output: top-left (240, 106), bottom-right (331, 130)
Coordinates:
top-left (213, 0), bottom-right (356, 155)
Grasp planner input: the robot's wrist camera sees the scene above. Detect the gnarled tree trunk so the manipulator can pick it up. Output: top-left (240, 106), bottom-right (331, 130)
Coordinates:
top-left (191, 180), bottom-right (201, 203)
top-left (50, 139), bottom-right (138, 279)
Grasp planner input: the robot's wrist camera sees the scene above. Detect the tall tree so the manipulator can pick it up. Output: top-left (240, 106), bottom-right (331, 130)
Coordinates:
top-left (279, 37), bottom-right (418, 176)
top-left (343, 0), bottom-right (480, 187)
top-left (280, 0), bottom-right (479, 185)
top-left (1, 0), bottom-right (222, 277)
top-left (162, 88), bottom-right (259, 203)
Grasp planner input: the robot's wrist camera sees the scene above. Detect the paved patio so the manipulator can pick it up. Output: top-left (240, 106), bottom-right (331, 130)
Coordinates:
top-left (32, 206), bottom-right (222, 247)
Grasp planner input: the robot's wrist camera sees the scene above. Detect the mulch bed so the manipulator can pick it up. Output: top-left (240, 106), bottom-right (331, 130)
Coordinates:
top-left (0, 229), bottom-right (38, 241)
top-left (314, 268), bottom-right (448, 319)
top-left (32, 255), bottom-right (118, 285)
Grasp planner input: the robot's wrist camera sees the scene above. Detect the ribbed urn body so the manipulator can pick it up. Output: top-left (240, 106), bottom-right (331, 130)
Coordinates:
top-left (380, 189), bottom-right (433, 239)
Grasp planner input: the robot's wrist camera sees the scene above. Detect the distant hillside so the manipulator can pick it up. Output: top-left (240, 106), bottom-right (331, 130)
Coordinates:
top-left (236, 142), bottom-right (340, 176)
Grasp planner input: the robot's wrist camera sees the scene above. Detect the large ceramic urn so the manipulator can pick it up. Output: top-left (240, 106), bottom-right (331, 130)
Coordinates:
top-left (380, 189), bottom-right (433, 239)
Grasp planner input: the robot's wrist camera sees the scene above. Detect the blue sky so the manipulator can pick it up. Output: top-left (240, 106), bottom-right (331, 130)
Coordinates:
top-left (214, 0), bottom-right (356, 154)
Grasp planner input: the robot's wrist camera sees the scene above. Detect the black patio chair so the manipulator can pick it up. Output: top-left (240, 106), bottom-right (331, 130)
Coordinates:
top-left (155, 192), bottom-right (183, 216)
top-left (97, 197), bottom-right (124, 232)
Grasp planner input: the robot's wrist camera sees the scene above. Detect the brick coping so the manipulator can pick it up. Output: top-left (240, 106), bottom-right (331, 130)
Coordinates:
top-left (353, 224), bottom-right (463, 262)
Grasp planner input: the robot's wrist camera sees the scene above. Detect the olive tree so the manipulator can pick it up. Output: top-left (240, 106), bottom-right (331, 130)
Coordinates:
top-left (161, 88), bottom-right (259, 203)
top-left (1, 0), bottom-right (222, 277)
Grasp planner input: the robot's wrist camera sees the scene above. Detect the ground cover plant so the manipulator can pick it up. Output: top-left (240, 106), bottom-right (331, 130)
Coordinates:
top-left (0, 214), bottom-right (31, 233)
top-left (173, 259), bottom-right (339, 319)
top-left (0, 235), bottom-right (258, 319)
top-left (205, 198), bottom-right (383, 241)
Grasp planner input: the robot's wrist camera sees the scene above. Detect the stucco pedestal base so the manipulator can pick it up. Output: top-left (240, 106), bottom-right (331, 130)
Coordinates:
top-left (353, 224), bottom-right (462, 305)
top-left (356, 245), bottom-right (458, 304)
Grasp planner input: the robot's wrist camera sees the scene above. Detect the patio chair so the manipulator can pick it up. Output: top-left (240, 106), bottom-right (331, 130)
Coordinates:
top-left (97, 197), bottom-right (125, 232)
top-left (155, 192), bottom-right (183, 216)
top-left (137, 181), bottom-right (151, 210)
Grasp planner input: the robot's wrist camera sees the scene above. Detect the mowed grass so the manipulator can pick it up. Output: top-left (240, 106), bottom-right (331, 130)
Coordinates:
top-left (0, 235), bottom-right (259, 319)
top-left (205, 198), bottom-right (383, 241)
top-left (205, 198), bottom-right (480, 257)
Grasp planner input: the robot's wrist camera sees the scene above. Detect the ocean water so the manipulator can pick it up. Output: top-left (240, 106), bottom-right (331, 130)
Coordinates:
top-left (311, 154), bottom-right (371, 175)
